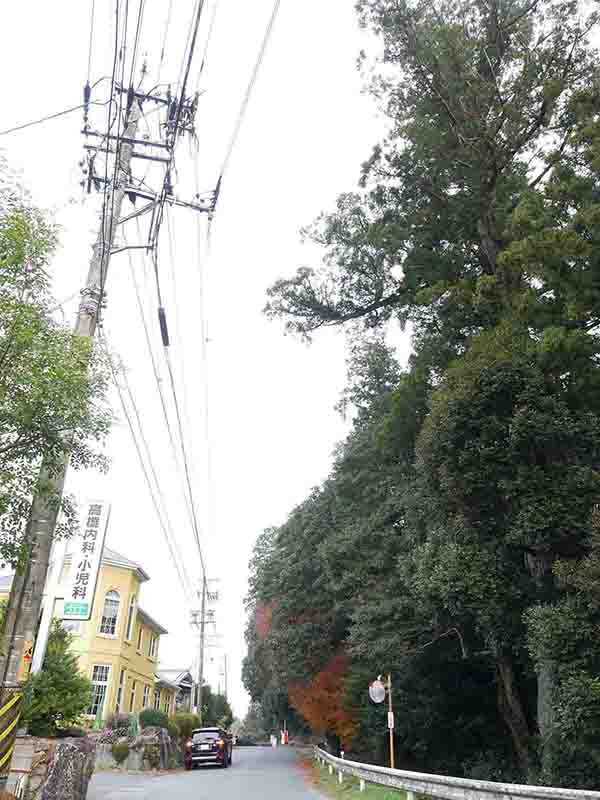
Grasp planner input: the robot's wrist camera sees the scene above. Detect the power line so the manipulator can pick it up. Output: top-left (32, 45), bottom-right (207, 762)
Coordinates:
top-left (216, 0), bottom-right (282, 199)
top-left (191, 153), bottom-right (216, 539)
top-left (156, 0), bottom-right (174, 85)
top-left (95, 0), bottom-right (122, 299)
top-left (99, 0), bottom-right (128, 310)
top-left (195, 0), bottom-right (220, 88)
top-left (87, 0), bottom-right (97, 83)
top-left (100, 331), bottom-right (194, 602)
top-left (127, 223), bottom-right (199, 546)
top-left (163, 345), bottom-right (207, 577)
top-left (129, 0), bottom-right (147, 87)
top-left (171, 0), bottom-right (205, 146)
top-left (0, 98), bottom-right (108, 137)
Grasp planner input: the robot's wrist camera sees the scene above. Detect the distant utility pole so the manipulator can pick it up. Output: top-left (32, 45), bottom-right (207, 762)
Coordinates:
top-left (196, 577), bottom-right (207, 720)
top-left (0, 101), bottom-right (141, 707)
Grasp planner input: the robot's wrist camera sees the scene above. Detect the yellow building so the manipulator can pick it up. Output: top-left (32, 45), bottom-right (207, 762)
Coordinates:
top-left (0, 547), bottom-right (177, 721)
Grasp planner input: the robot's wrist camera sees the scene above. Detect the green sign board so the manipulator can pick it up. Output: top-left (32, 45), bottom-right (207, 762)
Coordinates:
top-left (63, 601), bottom-right (90, 619)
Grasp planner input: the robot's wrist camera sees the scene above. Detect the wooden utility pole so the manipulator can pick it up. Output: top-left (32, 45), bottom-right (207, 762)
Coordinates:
top-left (0, 100), bottom-right (141, 700)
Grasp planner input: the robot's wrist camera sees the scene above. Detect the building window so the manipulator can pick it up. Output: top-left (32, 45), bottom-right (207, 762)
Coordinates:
top-left (125, 595), bottom-right (136, 641)
top-left (88, 665), bottom-right (110, 717)
top-left (137, 625), bottom-right (144, 652)
top-left (153, 689), bottom-right (160, 711)
top-left (116, 669), bottom-right (125, 712)
top-left (99, 590), bottom-right (120, 635)
top-left (148, 635), bottom-right (157, 659)
top-left (129, 680), bottom-right (137, 712)
top-left (143, 685), bottom-right (150, 708)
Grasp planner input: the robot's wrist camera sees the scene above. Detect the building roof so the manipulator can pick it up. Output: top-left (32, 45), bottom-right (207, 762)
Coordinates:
top-left (154, 672), bottom-right (179, 690)
top-left (62, 545), bottom-right (150, 583)
top-left (156, 668), bottom-right (194, 688)
top-left (102, 547), bottom-right (150, 583)
top-left (137, 607), bottom-right (168, 635)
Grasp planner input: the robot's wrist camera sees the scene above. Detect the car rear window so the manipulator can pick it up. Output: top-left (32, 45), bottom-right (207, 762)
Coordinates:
top-left (192, 730), bottom-right (220, 743)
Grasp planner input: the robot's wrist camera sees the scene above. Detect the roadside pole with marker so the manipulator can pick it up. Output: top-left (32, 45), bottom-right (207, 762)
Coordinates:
top-left (368, 673), bottom-right (395, 769)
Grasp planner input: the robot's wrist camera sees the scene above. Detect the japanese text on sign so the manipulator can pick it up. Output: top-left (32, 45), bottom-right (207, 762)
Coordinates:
top-left (63, 500), bottom-right (110, 621)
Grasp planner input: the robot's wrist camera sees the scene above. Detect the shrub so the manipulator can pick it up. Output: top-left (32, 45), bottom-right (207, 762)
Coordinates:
top-left (139, 708), bottom-right (168, 730)
top-left (167, 718), bottom-right (180, 742)
top-left (170, 712), bottom-right (201, 743)
top-left (143, 743), bottom-right (161, 770)
top-left (106, 712), bottom-right (131, 731)
top-left (22, 621), bottom-right (92, 737)
top-left (111, 742), bottom-right (130, 766)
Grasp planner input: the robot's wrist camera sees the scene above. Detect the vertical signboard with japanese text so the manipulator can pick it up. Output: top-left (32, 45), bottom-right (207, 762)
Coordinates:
top-left (63, 500), bottom-right (110, 621)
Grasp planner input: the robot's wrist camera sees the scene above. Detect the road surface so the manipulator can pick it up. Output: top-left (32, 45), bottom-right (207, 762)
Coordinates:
top-left (88, 746), bottom-right (325, 800)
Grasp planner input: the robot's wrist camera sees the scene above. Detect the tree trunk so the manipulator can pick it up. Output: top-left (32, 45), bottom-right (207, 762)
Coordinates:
top-left (525, 550), bottom-right (557, 776)
top-left (496, 653), bottom-right (533, 775)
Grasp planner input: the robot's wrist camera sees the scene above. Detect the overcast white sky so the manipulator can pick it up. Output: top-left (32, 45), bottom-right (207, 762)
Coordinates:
top-left (1, 0), bottom-right (411, 717)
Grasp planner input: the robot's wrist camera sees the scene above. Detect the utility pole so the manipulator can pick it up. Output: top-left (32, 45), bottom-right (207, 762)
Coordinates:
top-left (196, 576), bottom-right (207, 721)
top-left (0, 101), bottom-right (141, 707)
top-left (224, 653), bottom-right (228, 701)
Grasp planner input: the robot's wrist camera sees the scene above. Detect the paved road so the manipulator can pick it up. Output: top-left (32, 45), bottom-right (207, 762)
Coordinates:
top-left (88, 746), bottom-right (325, 800)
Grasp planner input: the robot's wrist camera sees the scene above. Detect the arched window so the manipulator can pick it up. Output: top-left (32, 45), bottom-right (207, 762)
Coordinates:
top-left (99, 590), bottom-right (120, 635)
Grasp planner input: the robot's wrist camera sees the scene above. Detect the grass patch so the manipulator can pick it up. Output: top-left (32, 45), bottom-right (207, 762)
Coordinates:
top-left (305, 758), bottom-right (406, 800)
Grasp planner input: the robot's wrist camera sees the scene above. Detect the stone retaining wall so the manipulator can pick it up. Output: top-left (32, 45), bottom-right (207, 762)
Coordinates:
top-left (5, 736), bottom-right (96, 800)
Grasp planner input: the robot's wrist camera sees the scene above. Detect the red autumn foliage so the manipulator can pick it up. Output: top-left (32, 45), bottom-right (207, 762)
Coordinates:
top-left (288, 652), bottom-right (357, 745)
top-left (255, 602), bottom-right (274, 640)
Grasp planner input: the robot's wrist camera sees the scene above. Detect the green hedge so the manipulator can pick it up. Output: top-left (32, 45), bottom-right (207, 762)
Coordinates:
top-left (139, 708), bottom-right (169, 730)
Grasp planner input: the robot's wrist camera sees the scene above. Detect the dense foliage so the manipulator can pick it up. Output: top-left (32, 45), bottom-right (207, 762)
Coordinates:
top-left (139, 708), bottom-right (169, 730)
top-left (0, 166), bottom-right (112, 565)
top-left (246, 0), bottom-right (600, 787)
top-left (22, 620), bottom-right (92, 736)
top-left (201, 685), bottom-right (234, 729)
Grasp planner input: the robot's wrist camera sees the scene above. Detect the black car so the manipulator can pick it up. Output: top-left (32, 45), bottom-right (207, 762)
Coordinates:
top-left (185, 727), bottom-right (233, 769)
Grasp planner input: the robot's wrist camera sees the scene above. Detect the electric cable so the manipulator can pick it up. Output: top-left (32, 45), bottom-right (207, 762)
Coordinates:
top-left (156, 0), bottom-right (174, 85)
top-left (87, 0), bottom-right (96, 83)
top-left (0, 97), bottom-right (109, 137)
top-left (149, 243), bottom-right (208, 575)
top-left (100, 331), bottom-right (194, 602)
top-left (129, 0), bottom-right (147, 87)
top-left (127, 223), bottom-right (199, 545)
top-left (195, 0), bottom-right (219, 88)
top-left (215, 0), bottom-right (282, 206)
top-left (191, 153), bottom-right (216, 539)
top-left (96, 0), bottom-right (123, 318)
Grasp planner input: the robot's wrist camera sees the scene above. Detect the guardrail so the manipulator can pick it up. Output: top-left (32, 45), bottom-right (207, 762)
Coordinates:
top-left (315, 747), bottom-right (600, 800)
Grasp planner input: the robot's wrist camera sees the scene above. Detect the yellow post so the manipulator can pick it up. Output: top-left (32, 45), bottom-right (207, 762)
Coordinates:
top-left (388, 673), bottom-right (395, 769)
